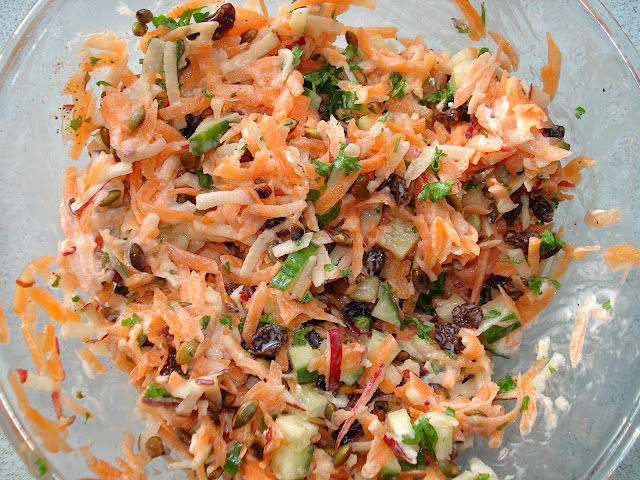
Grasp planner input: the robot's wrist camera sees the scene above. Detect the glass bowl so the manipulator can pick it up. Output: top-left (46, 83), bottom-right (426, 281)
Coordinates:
top-left (0, 0), bottom-right (639, 478)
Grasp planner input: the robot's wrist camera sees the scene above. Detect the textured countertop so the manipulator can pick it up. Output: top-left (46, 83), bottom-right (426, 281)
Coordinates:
top-left (0, 1), bottom-right (638, 479)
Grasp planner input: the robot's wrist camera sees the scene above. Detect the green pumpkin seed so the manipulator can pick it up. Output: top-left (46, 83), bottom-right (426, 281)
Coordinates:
top-left (466, 213), bottom-right (481, 233)
top-left (129, 105), bottom-right (146, 132)
top-left (333, 444), bottom-right (352, 466)
top-left (98, 189), bottom-right (122, 207)
top-left (555, 140), bottom-right (571, 150)
top-left (136, 9), bottom-right (153, 24)
top-left (176, 339), bottom-right (200, 365)
top-left (437, 460), bottom-right (459, 477)
top-left (232, 399), bottom-right (259, 429)
top-left (281, 118), bottom-right (299, 132)
top-left (304, 128), bottom-right (322, 140)
top-left (324, 402), bottom-right (336, 421)
top-left (132, 21), bottom-right (148, 37)
top-left (221, 390), bottom-right (236, 407)
top-left (240, 28), bottom-right (258, 44)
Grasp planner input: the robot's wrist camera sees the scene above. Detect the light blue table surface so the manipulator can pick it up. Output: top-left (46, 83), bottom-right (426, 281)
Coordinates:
top-left (0, 0), bottom-right (638, 478)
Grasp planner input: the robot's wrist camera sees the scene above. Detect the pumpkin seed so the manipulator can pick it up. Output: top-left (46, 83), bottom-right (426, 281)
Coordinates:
top-left (333, 444), bottom-right (352, 466)
top-left (281, 118), bottom-right (299, 132)
top-left (240, 28), bottom-right (258, 44)
top-left (176, 339), bottom-right (200, 365)
top-left (232, 399), bottom-right (259, 428)
top-left (98, 189), bottom-right (122, 207)
top-left (129, 105), bottom-right (146, 131)
top-left (303, 128), bottom-right (322, 140)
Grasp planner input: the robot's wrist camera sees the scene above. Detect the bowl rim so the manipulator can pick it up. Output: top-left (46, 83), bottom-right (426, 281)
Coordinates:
top-left (0, 0), bottom-right (638, 479)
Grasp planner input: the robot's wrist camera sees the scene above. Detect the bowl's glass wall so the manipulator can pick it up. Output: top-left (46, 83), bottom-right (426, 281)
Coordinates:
top-left (0, 0), bottom-right (638, 478)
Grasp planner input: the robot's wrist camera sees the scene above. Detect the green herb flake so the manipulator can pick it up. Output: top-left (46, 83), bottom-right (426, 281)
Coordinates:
top-left (417, 180), bottom-right (455, 202)
top-left (423, 82), bottom-right (454, 105)
top-left (196, 169), bottom-right (213, 190)
top-left (317, 203), bottom-right (341, 230)
top-left (479, 47), bottom-right (489, 55)
top-left (528, 276), bottom-right (562, 295)
top-left (144, 383), bottom-right (170, 399)
top-left (199, 315), bottom-right (211, 329)
top-left (291, 44), bottom-right (305, 69)
top-left (84, 411), bottom-right (91, 424)
top-left (121, 313), bottom-right (143, 328)
top-left (324, 264), bottom-right (334, 272)
top-left (238, 317), bottom-right (246, 333)
top-left (343, 44), bottom-right (358, 62)
top-left (388, 71), bottom-right (406, 98)
top-left (35, 458), bottom-right (47, 476)
top-left (125, 293), bottom-right (138, 305)
top-left (76, 390), bottom-right (85, 399)
top-left (70, 116), bottom-right (83, 131)
top-left (540, 229), bottom-right (566, 251)
top-left (393, 135), bottom-right (402, 153)
top-left (341, 268), bottom-right (351, 277)
top-left (223, 261), bottom-right (230, 272)
top-left (549, 366), bottom-right (557, 374)
top-left (445, 407), bottom-right (456, 417)
top-left (602, 300), bottom-right (612, 310)
top-left (154, 277), bottom-right (167, 285)
top-left (520, 395), bottom-right (530, 412)
top-left (481, 2), bottom-right (487, 25)
top-left (431, 146), bottom-right (447, 173)
top-left (496, 374), bottom-right (516, 394)
top-left (293, 326), bottom-right (314, 346)
top-left (219, 314), bottom-right (233, 330)
top-left (90, 56), bottom-right (101, 65)
top-left (444, 349), bottom-right (457, 359)
top-left (574, 106), bottom-right (586, 119)
top-left (202, 85), bottom-right (215, 98)
top-left (499, 258), bottom-right (523, 263)
top-left (402, 417), bottom-right (438, 460)
top-left (51, 276), bottom-right (60, 288)
top-left (405, 316), bottom-right (434, 342)
top-left (307, 189), bottom-right (321, 201)
top-left (476, 475), bottom-right (490, 480)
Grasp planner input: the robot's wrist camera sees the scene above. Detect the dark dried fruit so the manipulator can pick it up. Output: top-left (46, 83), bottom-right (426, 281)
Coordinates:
top-left (145, 436), bottom-right (164, 458)
top-left (380, 174), bottom-right (411, 206)
top-left (333, 420), bottom-right (362, 447)
top-left (255, 185), bottom-right (272, 199)
top-left (540, 245), bottom-right (562, 260)
top-left (249, 323), bottom-right (287, 358)
top-left (343, 302), bottom-right (373, 323)
top-left (412, 267), bottom-right (431, 294)
top-left (364, 245), bottom-right (385, 274)
top-left (175, 428), bottom-right (192, 446)
top-left (530, 193), bottom-right (555, 223)
top-left (180, 113), bottom-right (203, 139)
top-left (452, 303), bottom-right (483, 329)
top-left (240, 149), bottom-right (253, 163)
top-left (263, 217), bottom-right (286, 229)
top-left (541, 125), bottom-right (565, 139)
top-left (129, 243), bottom-right (145, 271)
top-left (435, 106), bottom-right (470, 127)
top-left (203, 3), bottom-right (236, 40)
top-left (434, 322), bottom-right (462, 354)
top-left (291, 224), bottom-right (305, 241)
top-left (176, 193), bottom-right (196, 204)
top-left (160, 347), bottom-right (181, 375)
top-left (502, 203), bottom-right (522, 226)
top-left (503, 230), bottom-right (540, 249)
top-left (180, 150), bottom-right (201, 170)
top-left (306, 330), bottom-right (323, 348)
top-left (429, 382), bottom-right (450, 398)
top-left (100, 306), bottom-right (119, 322)
top-left (484, 274), bottom-right (509, 289)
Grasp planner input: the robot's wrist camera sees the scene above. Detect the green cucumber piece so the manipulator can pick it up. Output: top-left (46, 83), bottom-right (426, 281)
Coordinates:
top-left (271, 416), bottom-right (318, 480)
top-left (372, 284), bottom-right (404, 329)
top-left (340, 366), bottom-right (364, 386)
top-left (289, 344), bottom-right (319, 385)
top-left (367, 330), bottom-right (402, 362)
top-left (189, 116), bottom-right (232, 156)
top-left (379, 458), bottom-right (402, 480)
top-left (377, 218), bottom-right (420, 260)
top-left (222, 442), bottom-right (243, 475)
top-left (349, 276), bottom-right (380, 303)
top-left (478, 296), bottom-right (521, 355)
top-left (270, 243), bottom-right (320, 291)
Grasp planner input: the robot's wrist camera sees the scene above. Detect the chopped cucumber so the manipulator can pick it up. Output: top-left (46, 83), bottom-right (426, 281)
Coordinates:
top-left (349, 276), bottom-right (380, 303)
top-left (340, 366), bottom-right (364, 386)
top-left (223, 442), bottom-right (242, 475)
top-left (289, 344), bottom-right (319, 385)
top-left (478, 296), bottom-right (521, 357)
top-left (294, 385), bottom-right (327, 418)
top-left (188, 114), bottom-right (239, 156)
top-left (425, 411), bottom-right (458, 461)
top-left (270, 243), bottom-right (320, 292)
top-left (387, 409), bottom-right (419, 464)
top-left (434, 294), bottom-right (465, 323)
top-left (377, 218), bottom-right (420, 260)
top-left (271, 416), bottom-right (318, 480)
top-left (368, 330), bottom-right (402, 362)
top-left (372, 284), bottom-right (404, 329)
top-left (379, 458), bottom-right (402, 480)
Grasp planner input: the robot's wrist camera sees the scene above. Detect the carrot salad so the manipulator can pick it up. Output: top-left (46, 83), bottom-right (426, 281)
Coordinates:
top-left (6, 1), bottom-right (610, 479)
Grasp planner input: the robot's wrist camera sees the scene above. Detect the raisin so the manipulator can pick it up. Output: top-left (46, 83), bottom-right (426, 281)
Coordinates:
top-left (179, 113), bottom-right (202, 139)
top-left (176, 193), bottom-right (196, 204)
top-left (333, 421), bottom-right (363, 447)
top-left (434, 106), bottom-right (470, 127)
top-left (364, 245), bottom-right (385, 274)
top-left (504, 230), bottom-right (540, 249)
top-left (484, 274), bottom-right (509, 289)
top-left (380, 174), bottom-right (411, 206)
top-left (263, 217), bottom-right (286, 229)
top-left (249, 323), bottom-right (287, 358)
top-left (530, 193), bottom-right (555, 223)
top-left (434, 322), bottom-right (462, 354)
top-left (203, 3), bottom-right (236, 40)
top-left (160, 347), bottom-right (181, 375)
top-left (343, 302), bottom-right (373, 322)
top-left (452, 303), bottom-right (483, 329)
top-left (306, 330), bottom-right (323, 348)
top-left (541, 125), bottom-right (565, 139)
top-left (540, 245), bottom-right (562, 260)
top-left (502, 203), bottom-right (522, 226)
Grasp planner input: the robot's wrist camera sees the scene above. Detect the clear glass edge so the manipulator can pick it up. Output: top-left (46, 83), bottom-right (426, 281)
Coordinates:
top-left (0, 0), bottom-right (637, 479)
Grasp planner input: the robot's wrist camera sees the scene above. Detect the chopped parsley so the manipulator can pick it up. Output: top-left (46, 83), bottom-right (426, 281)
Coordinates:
top-left (394, 135), bottom-right (402, 153)
top-left (71, 295), bottom-right (80, 302)
top-left (499, 258), bottom-right (523, 263)
top-left (219, 314), bottom-right (233, 330)
top-left (90, 56), bottom-right (101, 65)
top-left (324, 264), bottom-right (335, 272)
top-left (602, 300), bottom-right (612, 310)
top-left (341, 268), bottom-right (351, 277)
top-left (238, 317), bottom-right (246, 333)
top-left (520, 395), bottom-right (530, 411)
top-left (402, 417), bottom-right (438, 460)
top-left (223, 261), bottom-right (231, 272)
top-left (35, 458), bottom-right (47, 476)
top-left (307, 189), bottom-right (321, 201)
top-left (125, 293), bottom-right (138, 305)
top-left (388, 71), bottom-right (406, 98)
top-left (291, 44), bottom-right (304, 69)
top-left (540, 229), bottom-right (566, 251)
top-left (445, 407), bottom-right (456, 417)
top-left (574, 106), bottom-right (586, 119)
top-left (96, 80), bottom-right (111, 88)
top-left (431, 146), bottom-right (447, 173)
top-left (303, 60), bottom-right (362, 117)
top-left (300, 291), bottom-right (314, 304)
top-left (476, 475), bottom-right (490, 480)
top-left (292, 326), bottom-right (314, 346)
top-left (315, 143), bottom-right (361, 179)
top-left (202, 84), bottom-right (215, 98)
top-left (343, 44), bottom-right (358, 62)
top-left (481, 2), bottom-right (487, 25)
top-left (549, 366), bottom-right (557, 374)
top-left (528, 276), bottom-right (562, 295)
top-left (417, 180), bottom-right (455, 202)
top-left (196, 169), bottom-right (213, 190)
top-left (445, 349), bottom-right (457, 359)
top-left (76, 390), bottom-right (85, 399)
top-left (144, 383), bottom-right (170, 399)
top-left (479, 47), bottom-right (489, 55)
top-left (199, 315), bottom-right (211, 329)
top-left (154, 277), bottom-right (167, 285)
top-left (423, 82), bottom-right (454, 105)
top-left (152, 7), bottom-right (209, 30)
top-left (354, 316), bottom-right (372, 332)
top-left (405, 316), bottom-right (434, 343)
top-left (121, 313), bottom-right (143, 328)
top-left (496, 374), bottom-right (516, 394)
top-left (70, 115), bottom-right (83, 131)
top-left (84, 411), bottom-right (91, 424)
